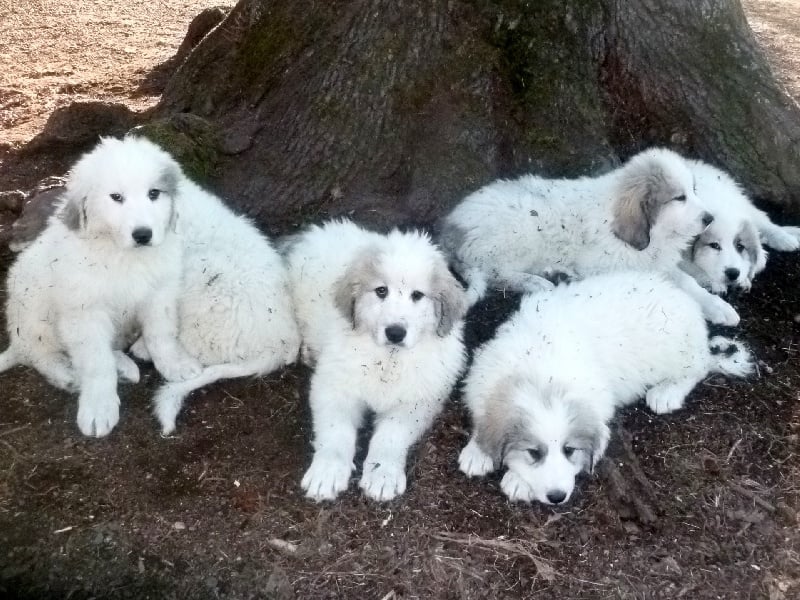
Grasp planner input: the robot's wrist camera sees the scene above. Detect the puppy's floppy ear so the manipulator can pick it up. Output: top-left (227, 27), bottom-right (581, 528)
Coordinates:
top-left (431, 260), bottom-right (468, 337)
top-left (612, 158), bottom-right (665, 250)
top-left (473, 381), bottom-right (529, 469)
top-left (740, 220), bottom-right (767, 277)
top-left (333, 247), bottom-right (381, 329)
top-left (158, 162), bottom-right (182, 234)
top-left (57, 187), bottom-right (88, 232)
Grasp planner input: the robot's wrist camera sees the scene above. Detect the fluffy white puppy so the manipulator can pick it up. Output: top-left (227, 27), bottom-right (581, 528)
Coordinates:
top-left (98, 139), bottom-right (303, 435)
top-left (458, 271), bottom-right (754, 506)
top-left (685, 160), bottom-right (800, 293)
top-left (0, 137), bottom-right (201, 437)
top-left (440, 147), bottom-right (739, 326)
top-left (284, 220), bottom-right (467, 502)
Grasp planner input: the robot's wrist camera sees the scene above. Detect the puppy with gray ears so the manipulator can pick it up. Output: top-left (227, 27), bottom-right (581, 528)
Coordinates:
top-left (283, 219), bottom-right (468, 502)
top-left (0, 136), bottom-right (201, 437)
top-left (440, 147), bottom-right (740, 326)
top-left (684, 160), bottom-right (800, 294)
top-left (458, 271), bottom-right (753, 506)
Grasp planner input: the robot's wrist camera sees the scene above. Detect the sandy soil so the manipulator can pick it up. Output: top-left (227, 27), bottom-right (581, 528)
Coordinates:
top-left (0, 1), bottom-right (799, 599)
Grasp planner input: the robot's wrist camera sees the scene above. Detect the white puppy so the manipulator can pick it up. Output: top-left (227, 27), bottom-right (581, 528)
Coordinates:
top-left (0, 137), bottom-right (201, 437)
top-left (685, 160), bottom-right (800, 293)
top-left (440, 147), bottom-right (739, 326)
top-left (91, 139), bottom-right (304, 435)
top-left (458, 271), bottom-right (754, 506)
top-left (283, 220), bottom-right (467, 502)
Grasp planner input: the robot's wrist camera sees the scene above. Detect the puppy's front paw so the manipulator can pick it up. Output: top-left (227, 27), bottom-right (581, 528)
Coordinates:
top-left (77, 392), bottom-right (120, 437)
top-left (501, 470), bottom-right (535, 503)
top-left (114, 351), bottom-right (140, 384)
top-left (458, 439), bottom-right (495, 477)
top-left (359, 461), bottom-right (406, 501)
top-left (704, 296), bottom-right (740, 326)
top-left (766, 226), bottom-right (800, 251)
top-left (301, 454), bottom-right (353, 501)
top-left (129, 337), bottom-right (152, 362)
top-left (159, 354), bottom-right (202, 382)
top-left (645, 385), bottom-right (686, 415)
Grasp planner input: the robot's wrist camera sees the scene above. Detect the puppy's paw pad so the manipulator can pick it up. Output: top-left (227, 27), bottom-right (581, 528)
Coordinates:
top-left (501, 470), bottom-right (535, 503)
top-left (458, 439), bottom-right (494, 477)
top-left (77, 394), bottom-right (120, 437)
top-left (359, 462), bottom-right (406, 501)
top-left (301, 455), bottom-right (353, 502)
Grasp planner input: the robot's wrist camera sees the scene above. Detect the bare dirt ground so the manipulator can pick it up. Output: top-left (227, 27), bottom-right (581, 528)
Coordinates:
top-left (0, 1), bottom-right (799, 599)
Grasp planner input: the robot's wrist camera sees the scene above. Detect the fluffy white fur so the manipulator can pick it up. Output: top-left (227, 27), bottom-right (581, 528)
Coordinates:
top-left (284, 219), bottom-right (468, 502)
top-left (440, 147), bottom-right (740, 326)
top-left (0, 137), bottom-right (202, 437)
top-left (458, 271), bottom-right (754, 506)
top-left (685, 160), bottom-right (800, 293)
top-left (101, 141), bottom-right (303, 435)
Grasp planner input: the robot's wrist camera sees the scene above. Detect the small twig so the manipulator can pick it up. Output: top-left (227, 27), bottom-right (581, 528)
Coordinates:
top-left (268, 538), bottom-right (298, 554)
top-left (0, 424), bottom-right (30, 438)
top-left (726, 438), bottom-right (743, 463)
top-left (729, 483), bottom-right (775, 513)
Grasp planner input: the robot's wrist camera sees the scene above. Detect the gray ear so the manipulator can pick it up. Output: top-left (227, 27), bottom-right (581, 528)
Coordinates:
top-left (573, 420), bottom-right (610, 474)
top-left (473, 382), bottom-right (529, 468)
top-left (58, 190), bottom-right (87, 231)
top-left (612, 159), bottom-right (665, 250)
top-left (431, 260), bottom-right (468, 337)
top-left (740, 220), bottom-right (767, 277)
top-left (333, 248), bottom-right (380, 329)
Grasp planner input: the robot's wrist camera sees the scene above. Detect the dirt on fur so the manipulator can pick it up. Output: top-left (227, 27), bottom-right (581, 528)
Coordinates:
top-left (0, 1), bottom-right (799, 599)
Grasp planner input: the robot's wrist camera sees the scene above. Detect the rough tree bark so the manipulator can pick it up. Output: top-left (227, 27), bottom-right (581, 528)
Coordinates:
top-left (149, 0), bottom-right (800, 233)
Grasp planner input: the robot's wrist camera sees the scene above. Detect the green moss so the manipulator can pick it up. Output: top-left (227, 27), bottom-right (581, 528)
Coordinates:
top-left (133, 114), bottom-right (220, 184)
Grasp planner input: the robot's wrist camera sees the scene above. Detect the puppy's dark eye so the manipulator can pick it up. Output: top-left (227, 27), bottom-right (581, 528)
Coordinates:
top-left (736, 242), bottom-right (746, 253)
top-left (709, 242), bottom-right (721, 250)
top-left (375, 286), bottom-right (388, 299)
top-left (410, 290), bottom-right (424, 302)
top-left (527, 448), bottom-right (543, 462)
top-left (563, 445), bottom-right (576, 458)
top-left (673, 194), bottom-right (687, 202)
top-left (110, 193), bottom-right (123, 203)
top-left (148, 189), bottom-right (161, 201)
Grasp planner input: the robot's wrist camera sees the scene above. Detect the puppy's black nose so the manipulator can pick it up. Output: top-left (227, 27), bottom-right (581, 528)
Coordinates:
top-left (701, 212), bottom-right (714, 227)
top-left (546, 490), bottom-right (567, 504)
top-left (384, 325), bottom-right (406, 344)
top-left (725, 267), bottom-right (740, 281)
top-left (132, 227), bottom-right (152, 246)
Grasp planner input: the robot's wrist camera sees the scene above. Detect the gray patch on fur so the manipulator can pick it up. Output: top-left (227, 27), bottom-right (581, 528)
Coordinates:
top-left (431, 259), bottom-right (467, 336)
top-left (333, 247), bottom-right (381, 328)
top-left (57, 192), bottom-right (85, 231)
top-left (474, 380), bottom-right (535, 467)
top-left (737, 220), bottom-right (763, 277)
top-left (612, 155), bottom-right (671, 250)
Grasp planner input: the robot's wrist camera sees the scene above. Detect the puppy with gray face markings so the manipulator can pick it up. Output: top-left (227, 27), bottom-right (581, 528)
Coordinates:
top-left (283, 219), bottom-right (468, 502)
top-left (458, 271), bottom-right (754, 506)
top-left (683, 160), bottom-right (800, 294)
top-left (439, 147), bottom-right (739, 326)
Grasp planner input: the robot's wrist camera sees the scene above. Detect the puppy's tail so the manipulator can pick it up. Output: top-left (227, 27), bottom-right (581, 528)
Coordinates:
top-left (153, 354), bottom-right (293, 436)
top-left (708, 336), bottom-right (755, 379)
top-left (0, 347), bottom-right (19, 374)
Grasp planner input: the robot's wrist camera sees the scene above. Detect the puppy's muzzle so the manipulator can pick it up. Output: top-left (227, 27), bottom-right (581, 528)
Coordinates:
top-left (546, 489), bottom-right (567, 505)
top-left (384, 324), bottom-right (407, 345)
top-left (132, 227), bottom-right (153, 246)
top-left (724, 267), bottom-right (740, 282)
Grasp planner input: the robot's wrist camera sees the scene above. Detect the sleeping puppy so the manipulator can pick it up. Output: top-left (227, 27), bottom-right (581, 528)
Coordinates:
top-left (458, 271), bottom-right (754, 506)
top-left (685, 160), bottom-right (800, 294)
top-left (283, 219), bottom-right (467, 502)
top-left (440, 147), bottom-right (739, 326)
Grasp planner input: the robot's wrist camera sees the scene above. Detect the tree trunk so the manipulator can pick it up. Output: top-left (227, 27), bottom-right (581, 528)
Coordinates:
top-left (152, 0), bottom-right (800, 233)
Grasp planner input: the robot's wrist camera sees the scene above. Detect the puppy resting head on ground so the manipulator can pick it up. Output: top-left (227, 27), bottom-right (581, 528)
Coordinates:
top-left (475, 376), bottom-right (610, 506)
